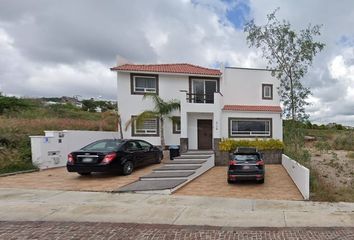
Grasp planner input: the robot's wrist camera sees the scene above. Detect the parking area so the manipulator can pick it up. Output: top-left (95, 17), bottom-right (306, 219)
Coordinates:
top-left (174, 165), bottom-right (303, 200)
top-left (0, 164), bottom-right (162, 192)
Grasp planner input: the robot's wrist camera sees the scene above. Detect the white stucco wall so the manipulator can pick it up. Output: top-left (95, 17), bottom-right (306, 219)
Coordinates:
top-left (222, 67), bottom-right (280, 106)
top-left (117, 72), bottom-right (188, 145)
top-left (282, 154), bottom-right (310, 200)
top-left (221, 111), bottom-right (283, 140)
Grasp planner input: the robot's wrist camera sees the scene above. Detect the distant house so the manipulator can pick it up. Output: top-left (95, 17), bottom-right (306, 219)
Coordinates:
top-left (110, 63), bottom-right (282, 151)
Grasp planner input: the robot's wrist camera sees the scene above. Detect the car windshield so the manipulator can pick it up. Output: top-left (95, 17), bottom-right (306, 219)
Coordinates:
top-left (81, 140), bottom-right (123, 152)
top-left (233, 154), bottom-right (259, 161)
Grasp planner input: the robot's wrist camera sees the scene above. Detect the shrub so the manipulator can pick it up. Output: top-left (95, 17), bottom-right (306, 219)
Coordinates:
top-left (333, 132), bottom-right (354, 151)
top-left (219, 138), bottom-right (284, 152)
top-left (314, 140), bottom-right (331, 153)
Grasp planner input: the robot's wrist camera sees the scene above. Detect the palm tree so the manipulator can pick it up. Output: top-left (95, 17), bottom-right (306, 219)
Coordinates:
top-left (125, 93), bottom-right (180, 149)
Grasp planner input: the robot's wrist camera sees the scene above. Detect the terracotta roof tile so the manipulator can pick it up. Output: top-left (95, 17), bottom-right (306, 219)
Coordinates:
top-left (223, 105), bottom-right (282, 113)
top-left (110, 63), bottom-right (221, 76)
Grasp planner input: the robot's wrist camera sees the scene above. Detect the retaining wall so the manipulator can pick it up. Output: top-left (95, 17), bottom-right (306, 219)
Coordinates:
top-left (30, 130), bottom-right (119, 169)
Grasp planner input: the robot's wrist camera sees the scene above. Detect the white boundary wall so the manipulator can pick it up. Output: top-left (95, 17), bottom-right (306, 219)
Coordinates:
top-left (30, 130), bottom-right (119, 170)
top-left (282, 154), bottom-right (310, 200)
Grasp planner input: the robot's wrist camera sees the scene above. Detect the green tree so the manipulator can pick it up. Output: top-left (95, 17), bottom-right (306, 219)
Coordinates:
top-left (244, 9), bottom-right (325, 120)
top-left (0, 93), bottom-right (31, 114)
top-left (125, 94), bottom-right (180, 149)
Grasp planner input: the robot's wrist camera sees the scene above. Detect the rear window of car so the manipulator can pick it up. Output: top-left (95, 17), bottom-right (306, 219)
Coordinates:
top-left (233, 154), bottom-right (259, 161)
top-left (81, 140), bottom-right (123, 151)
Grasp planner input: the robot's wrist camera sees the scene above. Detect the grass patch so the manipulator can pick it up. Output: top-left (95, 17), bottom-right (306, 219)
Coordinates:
top-left (347, 152), bottom-right (354, 160)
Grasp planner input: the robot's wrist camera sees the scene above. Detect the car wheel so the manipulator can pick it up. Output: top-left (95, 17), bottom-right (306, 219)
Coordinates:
top-left (155, 153), bottom-right (163, 164)
top-left (122, 161), bottom-right (134, 175)
top-left (257, 179), bottom-right (265, 184)
top-left (78, 172), bottom-right (91, 176)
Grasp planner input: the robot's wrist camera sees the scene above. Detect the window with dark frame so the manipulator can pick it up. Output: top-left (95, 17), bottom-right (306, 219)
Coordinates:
top-left (131, 74), bottom-right (158, 94)
top-left (172, 117), bottom-right (181, 134)
top-left (131, 116), bottom-right (159, 136)
top-left (229, 118), bottom-right (272, 138)
top-left (262, 84), bottom-right (273, 100)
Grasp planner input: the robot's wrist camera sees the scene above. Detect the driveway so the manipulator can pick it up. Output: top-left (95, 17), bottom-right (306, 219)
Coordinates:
top-left (0, 164), bottom-right (162, 192)
top-left (174, 165), bottom-right (303, 200)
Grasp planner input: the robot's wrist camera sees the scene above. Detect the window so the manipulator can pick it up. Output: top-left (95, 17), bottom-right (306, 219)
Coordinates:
top-left (262, 84), bottom-right (273, 100)
top-left (81, 140), bottom-right (122, 151)
top-left (131, 116), bottom-right (159, 136)
top-left (229, 118), bottom-right (272, 138)
top-left (190, 78), bottom-right (218, 103)
top-left (131, 74), bottom-right (158, 94)
top-left (172, 117), bottom-right (181, 134)
top-left (137, 140), bottom-right (152, 150)
top-left (123, 141), bottom-right (141, 152)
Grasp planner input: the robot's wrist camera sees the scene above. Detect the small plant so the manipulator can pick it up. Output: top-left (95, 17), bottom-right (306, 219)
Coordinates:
top-left (346, 152), bottom-right (354, 160)
top-left (314, 140), bottom-right (331, 153)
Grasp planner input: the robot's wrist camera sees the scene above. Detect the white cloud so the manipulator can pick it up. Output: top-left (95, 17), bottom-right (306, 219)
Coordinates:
top-left (0, 0), bottom-right (353, 125)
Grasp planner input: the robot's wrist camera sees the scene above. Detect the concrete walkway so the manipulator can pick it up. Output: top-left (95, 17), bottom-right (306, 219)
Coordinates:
top-left (0, 188), bottom-right (353, 227)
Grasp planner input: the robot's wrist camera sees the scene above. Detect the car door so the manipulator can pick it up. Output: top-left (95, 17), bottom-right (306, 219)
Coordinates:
top-left (123, 141), bottom-right (144, 167)
top-left (136, 140), bottom-right (155, 165)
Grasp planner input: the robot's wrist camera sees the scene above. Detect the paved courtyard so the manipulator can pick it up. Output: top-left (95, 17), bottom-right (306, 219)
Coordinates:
top-left (0, 221), bottom-right (353, 240)
top-left (0, 164), bottom-right (162, 192)
top-left (175, 165), bottom-right (303, 200)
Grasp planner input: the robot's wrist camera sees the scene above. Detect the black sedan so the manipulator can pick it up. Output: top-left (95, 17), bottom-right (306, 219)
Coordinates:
top-left (227, 147), bottom-right (265, 184)
top-left (67, 139), bottom-right (163, 176)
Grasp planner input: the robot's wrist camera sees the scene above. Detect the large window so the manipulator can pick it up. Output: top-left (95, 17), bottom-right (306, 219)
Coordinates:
top-left (229, 118), bottom-right (272, 138)
top-left (262, 84), bottom-right (273, 100)
top-left (172, 117), bottom-right (181, 134)
top-left (190, 78), bottom-right (218, 103)
top-left (131, 74), bottom-right (158, 94)
top-left (131, 116), bottom-right (159, 136)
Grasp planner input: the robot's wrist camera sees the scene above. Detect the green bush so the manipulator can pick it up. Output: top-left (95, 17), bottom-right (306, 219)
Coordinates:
top-left (219, 139), bottom-right (284, 152)
top-left (333, 132), bottom-right (354, 151)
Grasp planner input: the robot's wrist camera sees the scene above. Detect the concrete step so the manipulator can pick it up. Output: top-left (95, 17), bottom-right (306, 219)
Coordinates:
top-left (117, 179), bottom-right (186, 192)
top-left (164, 160), bottom-right (207, 165)
top-left (140, 171), bottom-right (194, 179)
top-left (155, 165), bottom-right (201, 171)
top-left (174, 155), bottom-right (210, 159)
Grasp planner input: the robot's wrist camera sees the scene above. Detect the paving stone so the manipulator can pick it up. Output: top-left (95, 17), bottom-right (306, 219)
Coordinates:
top-left (140, 171), bottom-right (194, 179)
top-left (0, 221), bottom-right (353, 240)
top-left (116, 179), bottom-right (187, 192)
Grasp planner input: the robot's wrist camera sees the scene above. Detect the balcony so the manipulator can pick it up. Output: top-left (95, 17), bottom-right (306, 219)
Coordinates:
top-left (180, 91), bottom-right (222, 114)
top-left (186, 93), bottom-right (215, 104)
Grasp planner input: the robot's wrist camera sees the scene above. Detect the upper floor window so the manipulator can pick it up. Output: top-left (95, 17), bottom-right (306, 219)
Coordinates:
top-left (172, 117), bottom-right (181, 134)
top-left (262, 84), bottom-right (273, 100)
top-left (131, 74), bottom-right (158, 95)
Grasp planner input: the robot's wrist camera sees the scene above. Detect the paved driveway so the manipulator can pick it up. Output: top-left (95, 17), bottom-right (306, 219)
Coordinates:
top-left (175, 165), bottom-right (303, 200)
top-left (0, 164), bottom-right (162, 192)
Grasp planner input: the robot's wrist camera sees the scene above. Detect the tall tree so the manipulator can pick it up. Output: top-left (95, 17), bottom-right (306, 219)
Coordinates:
top-left (244, 9), bottom-right (325, 120)
top-left (125, 94), bottom-right (180, 149)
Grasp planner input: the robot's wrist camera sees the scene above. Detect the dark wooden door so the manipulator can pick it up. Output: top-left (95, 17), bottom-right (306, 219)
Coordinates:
top-left (197, 120), bottom-right (212, 150)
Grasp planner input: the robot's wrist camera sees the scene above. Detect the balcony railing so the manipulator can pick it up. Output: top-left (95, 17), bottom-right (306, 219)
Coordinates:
top-left (186, 93), bottom-right (214, 104)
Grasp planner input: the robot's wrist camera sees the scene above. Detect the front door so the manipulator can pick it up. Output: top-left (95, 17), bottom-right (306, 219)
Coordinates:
top-left (197, 120), bottom-right (212, 149)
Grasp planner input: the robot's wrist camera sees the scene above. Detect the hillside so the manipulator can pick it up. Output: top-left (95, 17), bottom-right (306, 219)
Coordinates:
top-left (0, 96), bottom-right (117, 174)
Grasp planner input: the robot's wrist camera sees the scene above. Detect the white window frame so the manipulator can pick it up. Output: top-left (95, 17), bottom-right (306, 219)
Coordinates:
top-left (133, 117), bottom-right (159, 136)
top-left (262, 84), bottom-right (273, 99)
top-left (133, 76), bottom-right (157, 93)
top-left (229, 118), bottom-right (272, 138)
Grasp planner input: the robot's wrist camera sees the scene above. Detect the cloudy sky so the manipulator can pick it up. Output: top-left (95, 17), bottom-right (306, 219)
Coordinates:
top-left (0, 0), bottom-right (353, 126)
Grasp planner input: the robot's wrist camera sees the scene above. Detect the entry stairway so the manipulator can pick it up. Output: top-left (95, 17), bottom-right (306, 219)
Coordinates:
top-left (116, 151), bottom-right (214, 194)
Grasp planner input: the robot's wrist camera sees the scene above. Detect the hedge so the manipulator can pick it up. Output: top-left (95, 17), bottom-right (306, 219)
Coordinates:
top-left (219, 139), bottom-right (284, 152)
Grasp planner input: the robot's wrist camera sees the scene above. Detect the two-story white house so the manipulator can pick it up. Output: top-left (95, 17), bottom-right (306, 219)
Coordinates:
top-left (110, 63), bottom-right (282, 152)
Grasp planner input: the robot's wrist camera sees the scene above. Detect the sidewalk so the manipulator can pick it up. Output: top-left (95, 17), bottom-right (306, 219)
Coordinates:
top-left (0, 188), bottom-right (353, 227)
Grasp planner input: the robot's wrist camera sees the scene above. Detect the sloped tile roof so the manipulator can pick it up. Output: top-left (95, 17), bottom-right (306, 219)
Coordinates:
top-left (110, 63), bottom-right (221, 76)
top-left (223, 105), bottom-right (282, 113)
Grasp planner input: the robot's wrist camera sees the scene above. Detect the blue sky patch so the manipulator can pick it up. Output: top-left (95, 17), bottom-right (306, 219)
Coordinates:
top-left (224, 0), bottom-right (250, 29)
